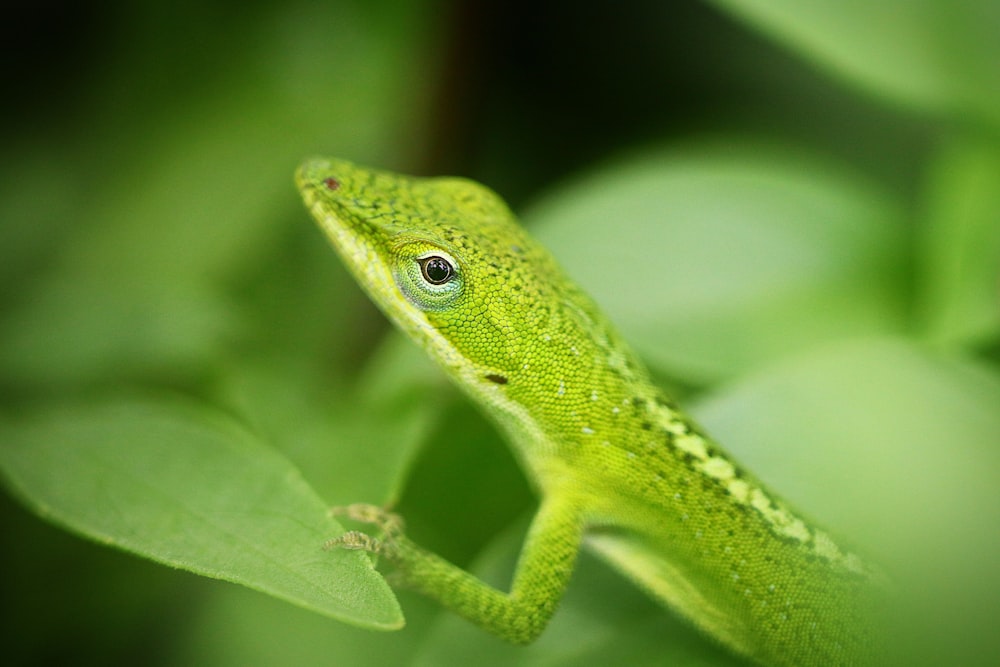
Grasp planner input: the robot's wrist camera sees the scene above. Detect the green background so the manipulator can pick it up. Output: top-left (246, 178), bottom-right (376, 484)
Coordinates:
top-left (2, 1), bottom-right (999, 665)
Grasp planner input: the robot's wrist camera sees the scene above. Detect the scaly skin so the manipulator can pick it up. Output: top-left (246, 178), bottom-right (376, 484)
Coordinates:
top-left (296, 158), bottom-right (881, 666)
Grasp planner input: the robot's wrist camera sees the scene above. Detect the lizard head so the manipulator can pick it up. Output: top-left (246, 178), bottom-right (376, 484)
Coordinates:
top-left (296, 157), bottom-right (568, 388)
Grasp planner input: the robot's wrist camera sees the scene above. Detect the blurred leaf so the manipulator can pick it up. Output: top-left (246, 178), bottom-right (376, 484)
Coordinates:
top-left (220, 332), bottom-right (449, 507)
top-left (528, 142), bottom-right (906, 384)
top-left (0, 152), bottom-right (79, 302)
top-left (169, 582), bottom-right (431, 667)
top-left (0, 0), bottom-right (434, 388)
top-left (0, 396), bottom-right (402, 630)
top-left (916, 135), bottom-right (1000, 347)
top-left (693, 336), bottom-right (1000, 549)
top-left (693, 337), bottom-right (1000, 663)
top-left (708, 0), bottom-right (1000, 126)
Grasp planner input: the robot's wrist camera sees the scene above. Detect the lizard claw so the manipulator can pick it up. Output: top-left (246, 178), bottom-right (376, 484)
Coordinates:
top-left (324, 530), bottom-right (384, 553)
top-left (329, 503), bottom-right (405, 537)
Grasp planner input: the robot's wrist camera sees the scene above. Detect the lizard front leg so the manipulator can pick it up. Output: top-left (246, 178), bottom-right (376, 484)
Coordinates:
top-left (326, 493), bottom-right (586, 644)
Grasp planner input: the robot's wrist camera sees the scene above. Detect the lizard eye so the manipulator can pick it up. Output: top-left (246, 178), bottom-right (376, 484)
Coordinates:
top-left (394, 246), bottom-right (463, 311)
top-left (419, 256), bottom-right (454, 285)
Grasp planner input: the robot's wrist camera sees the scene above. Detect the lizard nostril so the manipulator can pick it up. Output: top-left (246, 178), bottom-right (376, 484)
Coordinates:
top-left (323, 177), bottom-right (341, 191)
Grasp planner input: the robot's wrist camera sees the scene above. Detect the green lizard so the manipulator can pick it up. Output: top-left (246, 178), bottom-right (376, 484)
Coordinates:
top-left (296, 157), bottom-right (881, 666)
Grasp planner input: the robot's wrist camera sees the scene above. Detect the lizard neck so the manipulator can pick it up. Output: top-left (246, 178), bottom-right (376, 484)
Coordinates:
top-left (477, 289), bottom-right (875, 580)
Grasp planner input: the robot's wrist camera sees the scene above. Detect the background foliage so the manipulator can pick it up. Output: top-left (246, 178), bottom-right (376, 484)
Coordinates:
top-left (2, 1), bottom-right (998, 665)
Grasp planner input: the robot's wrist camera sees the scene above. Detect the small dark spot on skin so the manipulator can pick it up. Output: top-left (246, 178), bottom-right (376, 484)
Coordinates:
top-left (776, 533), bottom-right (806, 547)
top-left (485, 374), bottom-right (508, 385)
top-left (682, 452), bottom-right (696, 466)
top-left (641, 421), bottom-right (653, 431)
top-left (323, 177), bottom-right (341, 190)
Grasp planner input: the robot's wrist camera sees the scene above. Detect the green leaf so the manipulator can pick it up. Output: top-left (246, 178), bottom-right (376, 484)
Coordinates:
top-left (708, 0), bottom-right (1000, 126)
top-left (528, 143), bottom-right (906, 384)
top-left (916, 135), bottom-right (1000, 347)
top-left (0, 396), bottom-right (402, 630)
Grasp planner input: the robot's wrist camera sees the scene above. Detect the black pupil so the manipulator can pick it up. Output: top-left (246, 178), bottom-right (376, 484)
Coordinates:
top-left (421, 256), bottom-right (453, 285)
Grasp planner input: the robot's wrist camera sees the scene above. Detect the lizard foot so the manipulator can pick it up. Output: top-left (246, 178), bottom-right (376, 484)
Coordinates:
top-left (329, 503), bottom-right (405, 536)
top-left (324, 530), bottom-right (384, 554)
